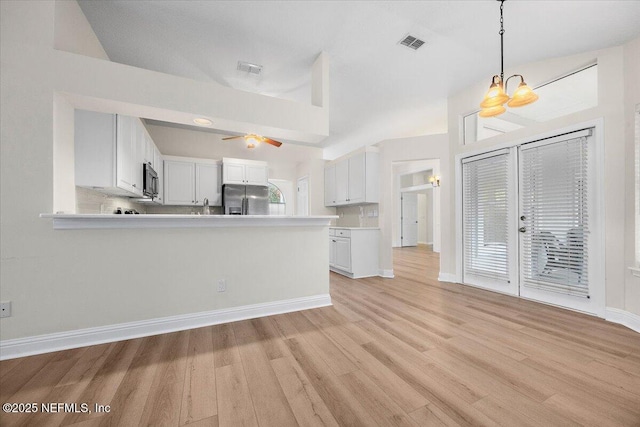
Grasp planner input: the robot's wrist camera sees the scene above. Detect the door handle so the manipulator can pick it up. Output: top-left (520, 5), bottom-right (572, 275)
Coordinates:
top-left (519, 227), bottom-right (526, 233)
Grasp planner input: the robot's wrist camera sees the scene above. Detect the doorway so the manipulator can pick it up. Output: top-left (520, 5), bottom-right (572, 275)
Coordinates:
top-left (461, 127), bottom-right (604, 315)
top-left (393, 160), bottom-right (441, 253)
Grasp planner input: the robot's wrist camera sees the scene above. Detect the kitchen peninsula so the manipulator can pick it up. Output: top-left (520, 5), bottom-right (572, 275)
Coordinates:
top-left (7, 213), bottom-right (337, 359)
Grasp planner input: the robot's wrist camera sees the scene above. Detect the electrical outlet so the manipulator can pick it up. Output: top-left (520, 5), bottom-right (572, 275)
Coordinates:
top-left (0, 301), bottom-right (11, 318)
top-left (217, 279), bottom-right (227, 292)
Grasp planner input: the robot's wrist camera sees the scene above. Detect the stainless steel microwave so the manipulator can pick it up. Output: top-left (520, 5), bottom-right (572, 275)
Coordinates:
top-left (143, 162), bottom-right (158, 199)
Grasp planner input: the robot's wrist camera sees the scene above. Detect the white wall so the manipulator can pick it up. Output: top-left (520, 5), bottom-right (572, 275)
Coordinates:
top-left (54, 0), bottom-right (109, 60)
top-left (447, 43), bottom-right (638, 317)
top-left (0, 0), bottom-right (330, 342)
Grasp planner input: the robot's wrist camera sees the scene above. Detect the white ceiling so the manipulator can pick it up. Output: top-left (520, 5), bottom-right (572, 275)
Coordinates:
top-left (78, 0), bottom-right (640, 155)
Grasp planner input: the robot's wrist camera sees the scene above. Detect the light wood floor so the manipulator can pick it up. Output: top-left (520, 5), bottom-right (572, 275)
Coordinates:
top-left (2, 245), bottom-right (640, 426)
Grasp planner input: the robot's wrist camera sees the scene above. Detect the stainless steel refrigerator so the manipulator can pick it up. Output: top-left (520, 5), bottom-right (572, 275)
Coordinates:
top-left (222, 184), bottom-right (269, 215)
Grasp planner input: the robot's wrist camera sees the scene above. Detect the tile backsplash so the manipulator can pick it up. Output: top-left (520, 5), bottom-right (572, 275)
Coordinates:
top-left (75, 187), bottom-right (147, 214)
top-left (145, 205), bottom-right (223, 215)
top-left (75, 187), bottom-right (224, 215)
top-left (335, 204), bottom-right (379, 228)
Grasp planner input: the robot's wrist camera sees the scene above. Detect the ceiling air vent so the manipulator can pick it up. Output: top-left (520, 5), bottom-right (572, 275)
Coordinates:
top-left (237, 60), bottom-right (263, 75)
top-left (399, 34), bottom-right (426, 51)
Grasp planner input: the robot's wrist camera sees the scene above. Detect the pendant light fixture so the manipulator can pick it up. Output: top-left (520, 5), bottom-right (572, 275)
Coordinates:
top-left (479, 0), bottom-right (538, 118)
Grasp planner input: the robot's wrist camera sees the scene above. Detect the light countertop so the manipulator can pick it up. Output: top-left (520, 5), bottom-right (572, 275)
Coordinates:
top-left (40, 214), bottom-right (338, 230)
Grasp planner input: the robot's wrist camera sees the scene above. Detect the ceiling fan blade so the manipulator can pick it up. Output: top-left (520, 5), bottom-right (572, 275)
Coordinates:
top-left (222, 136), bottom-right (243, 140)
top-left (263, 138), bottom-right (283, 147)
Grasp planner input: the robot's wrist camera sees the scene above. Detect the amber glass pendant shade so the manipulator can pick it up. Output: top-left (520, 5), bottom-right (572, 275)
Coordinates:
top-left (507, 80), bottom-right (539, 107)
top-left (480, 76), bottom-right (509, 109)
top-left (479, 104), bottom-right (507, 118)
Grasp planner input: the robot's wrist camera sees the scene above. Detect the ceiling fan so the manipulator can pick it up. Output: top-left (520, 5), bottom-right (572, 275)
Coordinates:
top-left (222, 134), bottom-right (282, 149)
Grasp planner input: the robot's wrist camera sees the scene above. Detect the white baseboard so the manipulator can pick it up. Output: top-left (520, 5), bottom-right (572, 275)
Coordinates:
top-left (0, 294), bottom-right (332, 360)
top-left (379, 269), bottom-right (395, 278)
top-left (438, 273), bottom-right (458, 283)
top-left (605, 307), bottom-right (640, 333)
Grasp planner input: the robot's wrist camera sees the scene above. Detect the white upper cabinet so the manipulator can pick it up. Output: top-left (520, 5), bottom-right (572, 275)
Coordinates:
top-left (324, 150), bottom-right (379, 207)
top-left (164, 156), bottom-right (221, 206)
top-left (76, 110), bottom-right (149, 197)
top-left (222, 158), bottom-right (268, 186)
top-left (347, 152), bottom-right (366, 203)
top-left (335, 159), bottom-right (349, 204)
top-left (153, 147), bottom-right (164, 204)
top-left (245, 164), bottom-right (268, 185)
top-left (164, 160), bottom-right (195, 205)
top-left (196, 163), bottom-right (222, 206)
top-left (324, 165), bottom-right (336, 206)
top-left (115, 114), bottom-right (137, 194)
top-left (223, 163), bottom-right (245, 184)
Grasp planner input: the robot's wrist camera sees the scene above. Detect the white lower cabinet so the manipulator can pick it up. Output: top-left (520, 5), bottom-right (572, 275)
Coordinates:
top-left (329, 228), bottom-right (379, 278)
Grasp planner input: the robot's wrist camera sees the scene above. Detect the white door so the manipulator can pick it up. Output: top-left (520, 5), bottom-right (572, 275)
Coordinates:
top-left (195, 163), bottom-right (221, 206)
top-left (297, 176), bottom-right (309, 216)
top-left (462, 150), bottom-right (519, 295)
top-left (518, 130), bottom-right (600, 314)
top-left (401, 193), bottom-right (419, 247)
top-left (164, 160), bottom-right (195, 205)
top-left (461, 128), bottom-right (601, 314)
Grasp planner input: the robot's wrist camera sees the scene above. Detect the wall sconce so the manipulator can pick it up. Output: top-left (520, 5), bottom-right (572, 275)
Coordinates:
top-left (429, 175), bottom-right (441, 187)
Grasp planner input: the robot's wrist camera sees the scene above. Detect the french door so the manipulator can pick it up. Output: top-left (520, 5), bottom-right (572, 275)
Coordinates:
top-left (462, 128), bottom-right (601, 314)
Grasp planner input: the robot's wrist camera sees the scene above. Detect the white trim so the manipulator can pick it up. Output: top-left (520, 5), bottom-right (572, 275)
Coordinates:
top-left (40, 214), bottom-right (337, 230)
top-left (0, 294), bottom-right (331, 360)
top-left (379, 269), bottom-right (395, 278)
top-left (605, 308), bottom-right (640, 334)
top-left (629, 267), bottom-right (640, 278)
top-left (438, 273), bottom-right (458, 283)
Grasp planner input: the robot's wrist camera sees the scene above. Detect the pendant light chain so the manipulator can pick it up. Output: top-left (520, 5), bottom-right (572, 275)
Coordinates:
top-left (479, 0), bottom-right (538, 117)
top-left (499, 0), bottom-right (505, 83)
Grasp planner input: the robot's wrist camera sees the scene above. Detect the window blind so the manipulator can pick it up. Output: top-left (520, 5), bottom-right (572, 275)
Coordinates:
top-left (520, 136), bottom-right (590, 297)
top-left (463, 152), bottom-right (511, 284)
